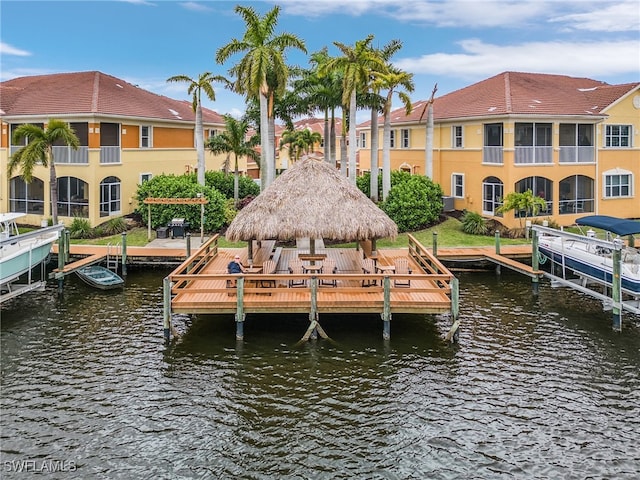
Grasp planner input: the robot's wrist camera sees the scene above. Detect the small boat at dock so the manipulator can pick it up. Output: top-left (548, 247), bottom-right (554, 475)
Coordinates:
top-left (75, 265), bottom-right (124, 290)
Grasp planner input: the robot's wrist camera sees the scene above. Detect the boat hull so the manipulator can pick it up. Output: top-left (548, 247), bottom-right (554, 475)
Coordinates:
top-left (0, 231), bottom-right (60, 286)
top-left (539, 239), bottom-right (640, 296)
top-left (75, 265), bottom-right (124, 290)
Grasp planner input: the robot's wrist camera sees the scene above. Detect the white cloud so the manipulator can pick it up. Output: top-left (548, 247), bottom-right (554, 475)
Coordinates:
top-left (119, 0), bottom-right (157, 6)
top-left (180, 2), bottom-right (212, 13)
top-left (0, 42), bottom-right (31, 56)
top-left (395, 39), bottom-right (640, 79)
top-left (550, 1), bottom-right (640, 32)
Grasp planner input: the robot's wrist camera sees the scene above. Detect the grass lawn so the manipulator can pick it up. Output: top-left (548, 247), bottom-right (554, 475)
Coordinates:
top-left (71, 216), bottom-right (530, 249)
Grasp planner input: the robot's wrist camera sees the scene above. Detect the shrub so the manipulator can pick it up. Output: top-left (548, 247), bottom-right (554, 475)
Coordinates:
top-left (461, 211), bottom-right (488, 235)
top-left (69, 217), bottom-right (93, 239)
top-left (357, 170), bottom-right (414, 201)
top-left (380, 175), bottom-right (444, 232)
top-left (100, 217), bottom-right (127, 236)
top-left (134, 174), bottom-right (227, 231)
top-left (204, 171), bottom-right (260, 199)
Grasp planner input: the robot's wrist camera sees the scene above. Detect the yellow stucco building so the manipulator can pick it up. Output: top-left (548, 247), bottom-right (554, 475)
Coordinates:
top-left (357, 72), bottom-right (640, 228)
top-left (0, 71), bottom-right (245, 227)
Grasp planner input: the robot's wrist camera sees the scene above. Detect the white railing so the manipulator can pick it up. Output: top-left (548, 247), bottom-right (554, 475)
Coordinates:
top-left (483, 146), bottom-right (503, 164)
top-left (514, 146), bottom-right (553, 164)
top-left (52, 146), bottom-right (89, 164)
top-left (559, 146), bottom-right (594, 163)
top-left (100, 146), bottom-right (121, 164)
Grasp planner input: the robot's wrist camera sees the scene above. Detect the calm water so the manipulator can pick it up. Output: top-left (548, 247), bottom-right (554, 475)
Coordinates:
top-left (1, 268), bottom-right (639, 479)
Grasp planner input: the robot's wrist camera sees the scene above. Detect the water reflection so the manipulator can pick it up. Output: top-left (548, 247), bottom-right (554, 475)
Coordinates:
top-left (1, 269), bottom-right (638, 479)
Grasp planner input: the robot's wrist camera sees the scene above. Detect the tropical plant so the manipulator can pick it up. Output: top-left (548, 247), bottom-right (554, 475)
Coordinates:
top-left (497, 189), bottom-right (548, 228)
top-left (9, 120), bottom-right (80, 225)
top-left (320, 35), bottom-right (385, 183)
top-left (204, 171), bottom-right (259, 200)
top-left (380, 174), bottom-right (443, 232)
top-left (279, 128), bottom-right (322, 162)
top-left (461, 211), bottom-right (489, 235)
top-left (69, 217), bottom-right (93, 239)
top-left (418, 84), bottom-right (438, 180)
top-left (206, 115), bottom-right (260, 207)
top-left (166, 72), bottom-right (228, 186)
top-left (100, 217), bottom-right (128, 236)
top-left (134, 175), bottom-right (227, 231)
top-left (378, 67), bottom-right (414, 200)
top-left (216, 5), bottom-right (306, 190)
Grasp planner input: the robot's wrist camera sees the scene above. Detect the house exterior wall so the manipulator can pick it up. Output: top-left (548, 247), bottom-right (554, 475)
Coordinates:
top-left (357, 86), bottom-right (640, 229)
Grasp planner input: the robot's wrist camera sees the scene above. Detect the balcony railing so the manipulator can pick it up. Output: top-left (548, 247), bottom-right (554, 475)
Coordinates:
top-left (514, 146), bottom-right (553, 164)
top-left (559, 146), bottom-right (594, 163)
top-left (100, 146), bottom-right (121, 164)
top-left (52, 146), bottom-right (89, 164)
top-left (483, 146), bottom-right (503, 164)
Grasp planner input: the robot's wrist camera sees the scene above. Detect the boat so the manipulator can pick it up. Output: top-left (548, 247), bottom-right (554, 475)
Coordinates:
top-left (534, 215), bottom-right (640, 297)
top-left (1, 213), bottom-right (63, 295)
top-left (75, 265), bottom-right (124, 290)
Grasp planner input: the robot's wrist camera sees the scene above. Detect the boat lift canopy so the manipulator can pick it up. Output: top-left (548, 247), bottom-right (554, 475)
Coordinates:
top-left (576, 216), bottom-right (640, 236)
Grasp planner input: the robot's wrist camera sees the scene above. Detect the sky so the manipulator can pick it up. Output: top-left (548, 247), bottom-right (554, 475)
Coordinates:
top-left (1, 0), bottom-right (639, 121)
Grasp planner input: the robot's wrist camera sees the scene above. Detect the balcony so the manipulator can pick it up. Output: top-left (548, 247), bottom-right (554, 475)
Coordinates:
top-left (52, 146), bottom-right (89, 164)
top-left (100, 146), bottom-right (121, 164)
top-left (514, 146), bottom-right (553, 164)
top-left (559, 146), bottom-right (594, 163)
top-left (483, 146), bottom-right (503, 164)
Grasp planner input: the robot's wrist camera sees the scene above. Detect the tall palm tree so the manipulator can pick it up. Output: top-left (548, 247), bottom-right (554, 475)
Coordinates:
top-left (320, 35), bottom-right (384, 184)
top-left (368, 39), bottom-right (403, 202)
top-left (216, 5), bottom-right (306, 190)
top-left (379, 68), bottom-right (415, 200)
top-left (419, 84), bottom-right (438, 180)
top-left (166, 72), bottom-right (227, 186)
top-left (206, 115), bottom-right (259, 207)
top-left (9, 120), bottom-right (79, 225)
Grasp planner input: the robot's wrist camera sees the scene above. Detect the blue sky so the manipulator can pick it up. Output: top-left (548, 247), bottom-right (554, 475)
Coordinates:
top-left (1, 0), bottom-right (639, 120)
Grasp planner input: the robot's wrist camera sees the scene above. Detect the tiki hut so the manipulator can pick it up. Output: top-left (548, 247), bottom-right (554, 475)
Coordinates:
top-left (225, 155), bottom-right (397, 251)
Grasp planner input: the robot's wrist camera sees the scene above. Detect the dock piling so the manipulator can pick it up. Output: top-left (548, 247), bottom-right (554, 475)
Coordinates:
top-left (163, 277), bottom-right (172, 342)
top-left (236, 277), bottom-right (245, 340)
top-left (612, 244), bottom-right (622, 331)
top-left (121, 232), bottom-right (127, 277)
top-left (382, 276), bottom-right (391, 340)
top-left (432, 232), bottom-right (438, 257)
top-left (531, 229), bottom-right (539, 295)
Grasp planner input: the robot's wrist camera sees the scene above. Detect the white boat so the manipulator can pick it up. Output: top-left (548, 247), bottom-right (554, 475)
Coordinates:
top-left (75, 265), bottom-right (124, 290)
top-left (1, 213), bottom-right (63, 294)
top-left (535, 215), bottom-right (640, 296)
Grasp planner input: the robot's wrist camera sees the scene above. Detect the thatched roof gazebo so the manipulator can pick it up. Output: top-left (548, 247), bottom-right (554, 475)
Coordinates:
top-left (225, 155), bottom-right (397, 255)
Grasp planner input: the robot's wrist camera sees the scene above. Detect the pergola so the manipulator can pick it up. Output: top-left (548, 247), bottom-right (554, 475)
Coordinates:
top-left (143, 197), bottom-right (209, 241)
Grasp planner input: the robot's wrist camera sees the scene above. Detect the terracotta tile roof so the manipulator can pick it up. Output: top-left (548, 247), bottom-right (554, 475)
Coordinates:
top-left (359, 71), bottom-right (640, 127)
top-left (0, 71), bottom-right (225, 125)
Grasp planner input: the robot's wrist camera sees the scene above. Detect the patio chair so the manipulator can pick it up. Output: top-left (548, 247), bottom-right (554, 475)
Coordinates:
top-left (361, 258), bottom-right (377, 287)
top-left (288, 259), bottom-right (306, 287)
top-left (393, 258), bottom-right (412, 287)
top-left (259, 260), bottom-right (276, 289)
top-left (319, 258), bottom-right (337, 287)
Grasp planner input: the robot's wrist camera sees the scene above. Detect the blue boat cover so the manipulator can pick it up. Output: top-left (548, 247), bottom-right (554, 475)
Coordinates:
top-left (576, 215), bottom-right (640, 236)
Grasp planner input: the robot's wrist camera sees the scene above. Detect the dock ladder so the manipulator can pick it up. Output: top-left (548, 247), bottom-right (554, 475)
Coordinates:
top-left (106, 243), bottom-right (121, 272)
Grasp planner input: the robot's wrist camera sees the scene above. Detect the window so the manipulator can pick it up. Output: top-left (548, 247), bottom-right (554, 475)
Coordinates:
top-left (100, 176), bottom-right (121, 217)
top-left (140, 173), bottom-right (152, 183)
top-left (56, 176), bottom-right (88, 218)
top-left (560, 175), bottom-right (594, 214)
top-left (514, 176), bottom-right (553, 216)
top-left (514, 122), bottom-right (552, 163)
top-left (452, 174), bottom-right (464, 198)
top-left (359, 132), bottom-right (367, 148)
top-left (604, 170), bottom-right (632, 198)
top-left (482, 176), bottom-right (503, 216)
top-left (401, 129), bottom-right (410, 148)
top-left (452, 126), bottom-right (463, 148)
top-left (389, 130), bottom-right (396, 148)
top-left (605, 125), bottom-right (631, 147)
top-left (483, 123), bottom-right (503, 164)
top-left (9, 176), bottom-right (45, 214)
top-left (208, 129), bottom-right (219, 139)
top-left (559, 124), bottom-right (594, 163)
top-left (141, 125), bottom-right (152, 148)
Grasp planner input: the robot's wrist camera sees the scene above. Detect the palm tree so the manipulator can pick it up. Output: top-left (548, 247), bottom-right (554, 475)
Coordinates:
top-left (320, 35), bottom-right (385, 184)
top-left (166, 72), bottom-right (228, 186)
top-left (419, 84), bottom-right (438, 180)
top-left (279, 128), bottom-right (322, 162)
top-left (379, 67), bottom-right (414, 200)
top-left (207, 115), bottom-right (259, 207)
top-left (9, 120), bottom-right (80, 225)
top-left (368, 39), bottom-right (403, 202)
top-left (216, 5), bottom-right (306, 190)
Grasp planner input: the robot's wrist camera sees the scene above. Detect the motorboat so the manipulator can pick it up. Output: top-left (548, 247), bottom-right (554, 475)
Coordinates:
top-left (1, 213), bottom-right (62, 291)
top-left (75, 265), bottom-right (124, 290)
top-left (534, 215), bottom-right (640, 296)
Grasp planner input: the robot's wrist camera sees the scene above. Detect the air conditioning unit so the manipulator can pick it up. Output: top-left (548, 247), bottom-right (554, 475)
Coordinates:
top-left (442, 196), bottom-right (455, 212)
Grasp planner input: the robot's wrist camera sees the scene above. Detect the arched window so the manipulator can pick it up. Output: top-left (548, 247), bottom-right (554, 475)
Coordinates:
top-left (100, 176), bottom-right (121, 217)
top-left (57, 177), bottom-right (88, 218)
top-left (482, 176), bottom-right (503, 216)
top-left (515, 176), bottom-right (553, 216)
top-left (9, 176), bottom-right (45, 214)
top-left (560, 175), bottom-right (594, 214)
